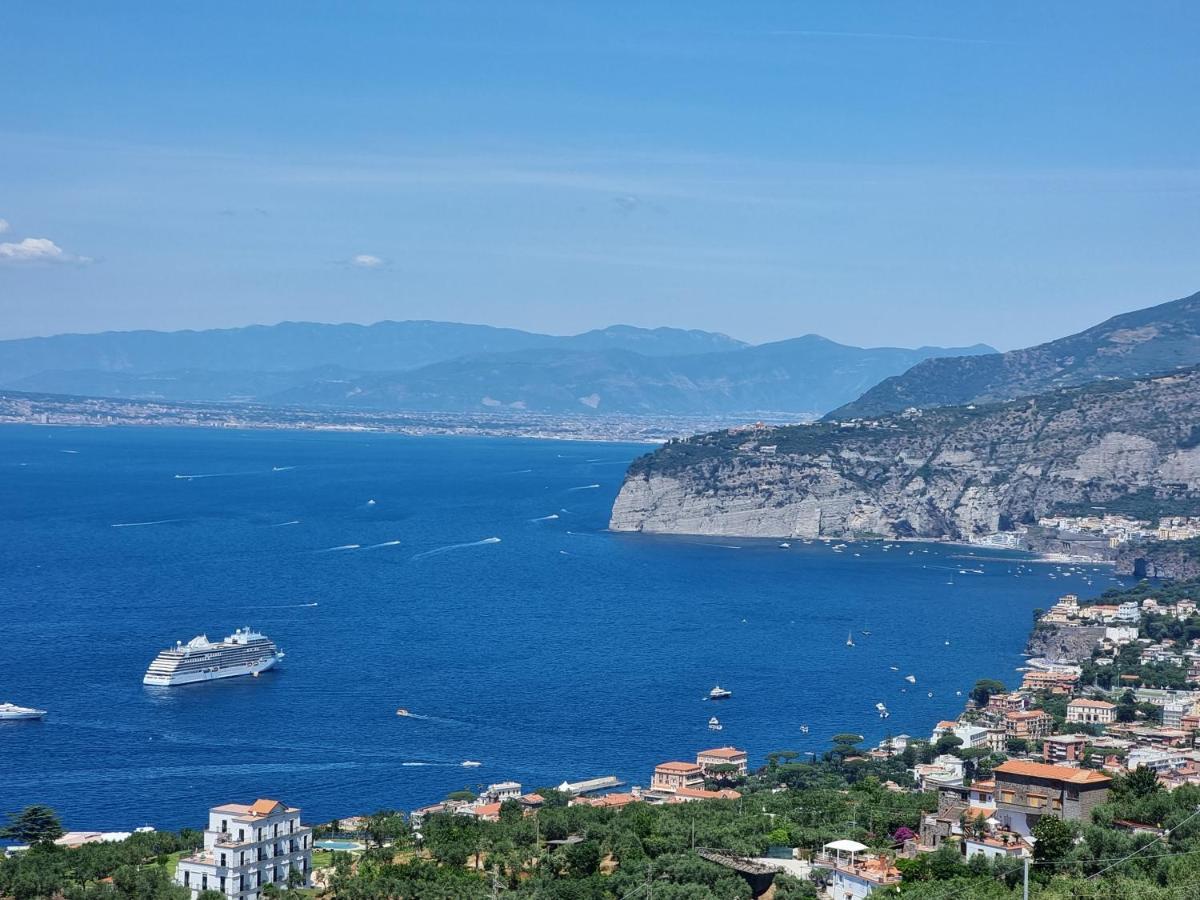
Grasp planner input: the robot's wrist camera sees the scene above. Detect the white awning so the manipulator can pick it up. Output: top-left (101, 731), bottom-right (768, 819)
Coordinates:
top-left (824, 839), bottom-right (868, 853)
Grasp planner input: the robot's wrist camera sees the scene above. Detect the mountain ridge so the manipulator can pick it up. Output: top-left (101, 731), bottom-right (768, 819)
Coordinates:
top-left (0, 320), bottom-right (991, 417)
top-left (829, 288), bottom-right (1200, 419)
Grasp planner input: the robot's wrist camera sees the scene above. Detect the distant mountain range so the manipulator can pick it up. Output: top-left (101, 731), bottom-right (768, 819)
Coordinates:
top-left (829, 289), bottom-right (1200, 419)
top-left (0, 321), bottom-right (992, 417)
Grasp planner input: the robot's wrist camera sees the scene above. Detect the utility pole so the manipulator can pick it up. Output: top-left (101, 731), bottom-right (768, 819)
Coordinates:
top-left (1022, 857), bottom-right (1030, 900)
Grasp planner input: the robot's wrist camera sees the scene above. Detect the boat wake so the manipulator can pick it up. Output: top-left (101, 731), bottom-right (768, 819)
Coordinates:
top-left (254, 602), bottom-right (319, 609)
top-left (410, 537), bottom-right (501, 561)
top-left (529, 514), bottom-right (559, 522)
top-left (567, 483), bottom-right (601, 491)
top-left (270, 520), bottom-right (301, 527)
top-left (362, 540), bottom-right (402, 550)
top-left (318, 544), bottom-right (361, 553)
top-left (111, 519), bottom-right (184, 528)
top-left (174, 471), bottom-right (256, 480)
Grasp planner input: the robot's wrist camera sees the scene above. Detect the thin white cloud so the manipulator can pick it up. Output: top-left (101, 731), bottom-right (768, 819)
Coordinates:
top-left (350, 254), bottom-right (384, 268)
top-left (768, 29), bottom-right (1005, 46)
top-left (0, 218), bottom-right (9, 234)
top-left (0, 236), bottom-right (91, 265)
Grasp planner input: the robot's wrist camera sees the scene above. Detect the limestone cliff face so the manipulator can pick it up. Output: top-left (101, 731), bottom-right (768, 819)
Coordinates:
top-left (610, 371), bottom-right (1200, 539)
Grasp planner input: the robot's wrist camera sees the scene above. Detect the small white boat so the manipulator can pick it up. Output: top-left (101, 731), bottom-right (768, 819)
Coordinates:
top-left (846, 631), bottom-right (855, 647)
top-left (779, 542), bottom-right (791, 549)
top-left (396, 708), bottom-right (410, 717)
top-left (708, 716), bottom-right (722, 731)
top-left (708, 685), bottom-right (732, 700)
top-left (0, 703), bottom-right (46, 721)
top-left (800, 724), bottom-right (810, 734)
top-left (461, 760), bottom-right (482, 767)
top-left (905, 674), bottom-right (917, 684)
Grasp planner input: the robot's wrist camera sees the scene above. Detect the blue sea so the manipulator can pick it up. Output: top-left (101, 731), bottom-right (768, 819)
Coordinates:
top-left (0, 426), bottom-right (1127, 832)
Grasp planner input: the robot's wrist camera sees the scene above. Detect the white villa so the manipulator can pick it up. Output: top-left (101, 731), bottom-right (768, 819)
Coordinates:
top-left (175, 799), bottom-right (312, 899)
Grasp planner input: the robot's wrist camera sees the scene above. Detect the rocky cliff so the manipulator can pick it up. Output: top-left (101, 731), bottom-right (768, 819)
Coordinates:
top-left (610, 370), bottom-right (1200, 539)
top-left (1114, 540), bottom-right (1200, 580)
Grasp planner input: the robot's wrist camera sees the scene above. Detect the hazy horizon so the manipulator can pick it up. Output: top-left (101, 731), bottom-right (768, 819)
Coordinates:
top-left (3, 3), bottom-right (1198, 350)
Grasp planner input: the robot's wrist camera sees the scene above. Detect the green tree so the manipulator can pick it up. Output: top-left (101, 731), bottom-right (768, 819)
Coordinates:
top-left (971, 679), bottom-right (1007, 707)
top-left (1121, 766), bottom-right (1163, 799)
top-left (934, 734), bottom-right (964, 757)
top-left (1, 806), bottom-right (64, 845)
top-left (1033, 815), bottom-right (1075, 864)
top-left (564, 839), bottom-right (601, 876)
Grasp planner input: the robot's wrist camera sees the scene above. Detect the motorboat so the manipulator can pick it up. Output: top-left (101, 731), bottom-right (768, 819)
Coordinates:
top-left (0, 703), bottom-right (46, 721)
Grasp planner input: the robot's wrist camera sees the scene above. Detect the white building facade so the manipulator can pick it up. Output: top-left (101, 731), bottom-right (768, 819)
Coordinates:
top-left (176, 799), bottom-right (312, 900)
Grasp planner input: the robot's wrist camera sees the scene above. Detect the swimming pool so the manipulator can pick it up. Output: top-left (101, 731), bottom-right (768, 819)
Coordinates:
top-left (314, 839), bottom-right (365, 851)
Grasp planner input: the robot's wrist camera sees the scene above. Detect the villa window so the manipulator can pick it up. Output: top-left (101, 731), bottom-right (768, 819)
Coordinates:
top-left (220, 853), bottom-right (226, 867)
top-left (238, 828), bottom-right (244, 842)
top-left (184, 872), bottom-right (190, 887)
top-left (201, 875), bottom-right (208, 890)
top-left (221, 819), bottom-right (228, 833)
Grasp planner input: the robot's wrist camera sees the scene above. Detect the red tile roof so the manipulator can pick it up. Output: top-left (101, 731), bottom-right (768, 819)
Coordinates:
top-left (655, 761), bottom-right (702, 773)
top-left (697, 746), bottom-right (747, 759)
top-left (994, 760), bottom-right (1111, 785)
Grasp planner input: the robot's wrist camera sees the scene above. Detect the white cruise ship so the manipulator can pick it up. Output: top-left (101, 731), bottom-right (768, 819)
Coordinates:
top-left (143, 628), bottom-right (284, 686)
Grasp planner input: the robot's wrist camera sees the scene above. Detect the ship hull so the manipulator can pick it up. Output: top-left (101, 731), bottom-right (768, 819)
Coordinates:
top-left (0, 711), bottom-right (46, 720)
top-left (143, 654), bottom-right (281, 686)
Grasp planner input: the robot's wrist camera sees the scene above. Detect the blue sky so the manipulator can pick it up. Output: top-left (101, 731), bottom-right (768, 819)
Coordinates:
top-left (2, 2), bottom-right (1197, 348)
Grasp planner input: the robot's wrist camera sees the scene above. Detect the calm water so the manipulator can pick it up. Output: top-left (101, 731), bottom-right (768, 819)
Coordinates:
top-left (0, 426), bottom-right (1126, 831)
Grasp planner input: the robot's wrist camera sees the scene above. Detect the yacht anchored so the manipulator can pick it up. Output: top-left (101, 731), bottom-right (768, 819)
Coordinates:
top-left (708, 685), bottom-right (732, 700)
top-left (143, 628), bottom-right (284, 686)
top-left (0, 703), bottom-right (46, 721)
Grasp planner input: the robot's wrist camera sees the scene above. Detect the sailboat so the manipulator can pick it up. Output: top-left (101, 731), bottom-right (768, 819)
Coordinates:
top-left (846, 631), bottom-right (855, 647)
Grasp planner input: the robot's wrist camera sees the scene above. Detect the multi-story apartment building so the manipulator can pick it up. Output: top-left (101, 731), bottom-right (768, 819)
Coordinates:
top-left (1066, 698), bottom-right (1117, 726)
top-left (175, 799), bottom-right (312, 900)
top-left (651, 761), bottom-right (705, 793)
top-left (1004, 710), bottom-right (1052, 742)
top-left (993, 761), bottom-right (1111, 836)
top-left (1043, 734), bottom-right (1087, 764)
top-left (695, 746), bottom-right (748, 776)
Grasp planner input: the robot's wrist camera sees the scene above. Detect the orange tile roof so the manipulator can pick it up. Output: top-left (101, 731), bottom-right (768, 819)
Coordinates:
top-left (994, 760), bottom-right (1112, 785)
top-left (675, 786), bottom-right (742, 800)
top-left (655, 761), bottom-right (702, 773)
top-left (1006, 710), bottom-right (1049, 720)
top-left (697, 746), bottom-right (747, 759)
top-left (587, 793), bottom-right (638, 808)
top-left (1069, 698), bottom-right (1117, 709)
top-left (470, 803), bottom-right (502, 818)
top-left (249, 799), bottom-right (283, 817)
top-left (972, 780), bottom-right (996, 791)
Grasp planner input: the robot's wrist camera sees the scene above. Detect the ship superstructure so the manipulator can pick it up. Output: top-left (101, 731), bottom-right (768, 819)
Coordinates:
top-left (144, 628), bottom-right (284, 686)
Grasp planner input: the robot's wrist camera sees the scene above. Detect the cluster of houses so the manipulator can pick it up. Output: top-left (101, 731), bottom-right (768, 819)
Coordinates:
top-left (1034, 514), bottom-right (1200, 547)
top-left (808, 588), bottom-right (1200, 896)
top-left (410, 746), bottom-right (748, 827)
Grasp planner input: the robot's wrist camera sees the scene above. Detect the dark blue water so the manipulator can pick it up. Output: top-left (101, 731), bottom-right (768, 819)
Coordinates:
top-left (0, 426), bottom-right (1126, 831)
